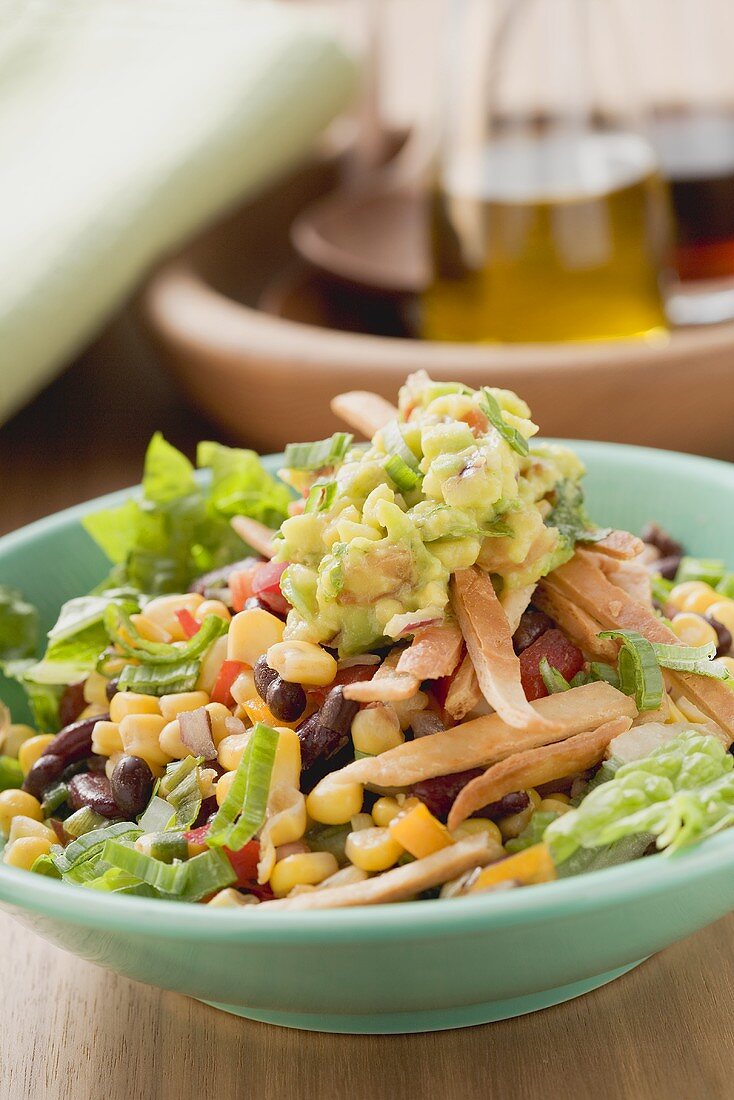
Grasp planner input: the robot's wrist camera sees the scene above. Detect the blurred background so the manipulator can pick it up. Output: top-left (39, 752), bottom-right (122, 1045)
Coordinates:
top-left (4, 0), bottom-right (734, 538)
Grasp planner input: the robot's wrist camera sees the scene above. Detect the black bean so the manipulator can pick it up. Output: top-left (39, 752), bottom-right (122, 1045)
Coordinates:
top-left (68, 773), bottom-right (120, 819)
top-left (297, 714), bottom-right (345, 775)
top-left (266, 677), bottom-right (307, 722)
top-left (194, 796), bottom-right (218, 829)
top-left (41, 714), bottom-right (110, 768)
top-left (707, 614), bottom-right (733, 657)
top-left (110, 756), bottom-right (154, 819)
top-left (513, 608), bottom-right (554, 655)
top-left (640, 522), bottom-right (684, 559)
top-left (22, 753), bottom-right (66, 800)
top-left (253, 654), bottom-right (278, 700)
top-left (189, 558), bottom-right (259, 597)
top-left (105, 679), bottom-right (120, 702)
top-left (477, 790), bottom-right (530, 820)
top-left (58, 682), bottom-right (87, 729)
top-left (656, 555), bottom-right (682, 581)
top-left (412, 771), bottom-right (531, 822)
top-left (319, 686), bottom-right (359, 739)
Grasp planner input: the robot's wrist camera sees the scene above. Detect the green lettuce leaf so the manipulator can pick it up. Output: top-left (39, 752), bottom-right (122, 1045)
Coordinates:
top-left (545, 480), bottom-right (610, 550)
top-left (545, 730), bottom-right (734, 867)
top-left (0, 586), bottom-right (39, 661)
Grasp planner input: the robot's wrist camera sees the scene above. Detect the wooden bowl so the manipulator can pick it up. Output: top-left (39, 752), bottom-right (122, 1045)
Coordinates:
top-left (141, 157), bottom-right (734, 458)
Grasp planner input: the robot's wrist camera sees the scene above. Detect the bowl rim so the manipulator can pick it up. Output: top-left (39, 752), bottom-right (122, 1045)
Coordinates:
top-left (3, 439), bottom-right (734, 939)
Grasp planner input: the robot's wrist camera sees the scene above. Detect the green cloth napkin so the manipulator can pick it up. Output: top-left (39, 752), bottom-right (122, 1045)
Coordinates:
top-left (0, 0), bottom-right (354, 424)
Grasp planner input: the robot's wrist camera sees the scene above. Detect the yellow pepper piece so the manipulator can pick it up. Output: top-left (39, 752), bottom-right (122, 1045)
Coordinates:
top-left (241, 696), bottom-right (301, 731)
top-left (469, 843), bottom-right (556, 893)
top-left (388, 801), bottom-right (454, 859)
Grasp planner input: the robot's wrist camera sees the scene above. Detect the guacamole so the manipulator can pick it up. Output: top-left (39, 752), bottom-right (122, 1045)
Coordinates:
top-left (275, 372), bottom-right (585, 655)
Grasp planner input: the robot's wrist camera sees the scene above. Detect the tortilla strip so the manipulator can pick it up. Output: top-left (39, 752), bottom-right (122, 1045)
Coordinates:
top-left (533, 585), bottom-right (619, 663)
top-left (396, 621), bottom-right (463, 681)
top-left (258, 835), bottom-right (498, 910)
top-left (451, 567), bottom-right (560, 733)
top-left (444, 652), bottom-right (482, 722)
top-left (231, 516), bottom-right (276, 559)
top-left (595, 555), bottom-right (653, 607)
top-left (550, 552), bottom-right (734, 744)
top-left (330, 392), bottom-right (398, 440)
top-left (589, 530), bottom-right (644, 560)
top-left (334, 681), bottom-right (637, 789)
top-left (447, 716), bottom-right (632, 829)
top-left (343, 647), bottom-right (419, 703)
top-left (500, 583), bottom-right (536, 634)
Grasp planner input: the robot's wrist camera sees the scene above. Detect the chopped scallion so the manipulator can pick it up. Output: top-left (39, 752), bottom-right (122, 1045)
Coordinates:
top-left (105, 607), bottom-right (227, 665)
top-left (117, 659), bottom-right (201, 696)
top-left (206, 722), bottom-right (279, 852)
top-left (283, 433), bottom-right (353, 471)
top-left (675, 557), bottom-right (726, 587)
top-left (480, 389), bottom-right (529, 456)
top-left (598, 630), bottom-right (664, 711)
top-left (103, 839), bottom-right (235, 900)
top-left (304, 481), bottom-right (337, 514)
top-left (539, 657), bottom-right (572, 694)
top-left (653, 640), bottom-right (729, 679)
top-left (381, 421), bottom-right (421, 472)
top-left (384, 453), bottom-right (421, 492)
top-left (0, 755), bottom-right (23, 791)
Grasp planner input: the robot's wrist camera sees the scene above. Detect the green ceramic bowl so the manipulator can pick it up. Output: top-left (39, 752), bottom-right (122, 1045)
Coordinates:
top-left (3, 442), bottom-right (734, 1034)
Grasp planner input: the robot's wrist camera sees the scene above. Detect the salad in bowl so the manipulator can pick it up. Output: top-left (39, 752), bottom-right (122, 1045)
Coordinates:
top-left (2, 372), bottom-right (734, 912)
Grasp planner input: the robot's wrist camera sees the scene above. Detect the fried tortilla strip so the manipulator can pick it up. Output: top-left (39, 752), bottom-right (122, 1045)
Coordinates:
top-left (447, 716), bottom-right (632, 829)
top-left (534, 584), bottom-right (619, 663)
top-left (444, 652), bottom-right (482, 722)
top-left (500, 583), bottom-right (536, 634)
top-left (258, 835), bottom-right (498, 910)
top-left (595, 556), bottom-right (652, 608)
top-left (588, 530), bottom-right (644, 560)
top-left (343, 647), bottom-right (419, 703)
top-left (396, 621), bottom-right (463, 681)
top-left (335, 681), bottom-right (637, 788)
top-left (330, 391), bottom-right (398, 440)
top-left (451, 566), bottom-right (560, 732)
top-left (231, 516), bottom-right (276, 559)
top-left (551, 552), bottom-right (734, 744)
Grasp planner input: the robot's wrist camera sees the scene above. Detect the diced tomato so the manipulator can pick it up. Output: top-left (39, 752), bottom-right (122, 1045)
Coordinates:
top-left (308, 663), bottom-right (375, 706)
top-left (176, 609), bottom-right (201, 639)
top-left (519, 629), bottom-right (584, 701)
top-left (211, 659), bottom-right (248, 706)
top-left (229, 566), bottom-right (258, 613)
top-left (224, 840), bottom-right (261, 885)
top-left (251, 560), bottom-right (290, 616)
top-left (240, 881), bottom-right (275, 902)
top-left (184, 824), bottom-right (211, 847)
top-left (462, 407), bottom-right (489, 437)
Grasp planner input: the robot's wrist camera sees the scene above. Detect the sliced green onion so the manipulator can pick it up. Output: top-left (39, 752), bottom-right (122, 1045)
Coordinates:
top-left (206, 722), bottom-right (279, 852)
top-left (589, 662), bottom-right (621, 689)
top-left (381, 420), bottom-right (421, 472)
top-left (52, 821), bottom-right (141, 874)
top-left (86, 867), bottom-right (159, 896)
top-left (149, 832), bottom-right (189, 864)
top-left (716, 573), bottom-right (734, 600)
top-left (63, 806), bottom-right (108, 838)
top-left (30, 853), bottom-right (62, 878)
top-left (480, 389), bottom-right (529, 457)
top-left (41, 782), bottom-right (68, 816)
top-left (105, 607), bottom-right (227, 665)
top-left (651, 575), bottom-right (674, 605)
top-left (117, 659), bottom-right (201, 696)
top-left (539, 657), bottom-right (572, 694)
top-left (159, 755), bottom-right (200, 798)
top-left (653, 640), bottom-right (729, 679)
top-left (283, 433), bottom-right (353, 471)
top-left (164, 765), bottom-right (203, 830)
top-left (304, 481), bottom-right (337, 514)
top-left (103, 839), bottom-right (235, 900)
top-left (0, 756), bottom-right (23, 791)
top-left (675, 557), bottom-right (726, 587)
top-left (569, 670), bottom-right (591, 688)
top-left (423, 382), bottom-right (473, 402)
top-left (138, 795), bottom-right (174, 833)
top-left (598, 630), bottom-right (664, 711)
top-left (384, 453), bottom-right (420, 492)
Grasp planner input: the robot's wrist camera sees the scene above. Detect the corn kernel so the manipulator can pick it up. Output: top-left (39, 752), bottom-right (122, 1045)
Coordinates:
top-left (105, 751), bottom-right (125, 780)
top-left (109, 692), bottom-right (161, 723)
top-left (217, 732), bottom-right (250, 771)
top-left (7, 815), bottom-right (56, 845)
top-left (317, 865), bottom-right (369, 890)
top-left (392, 691), bottom-right (429, 731)
top-left (679, 588), bottom-right (721, 615)
top-left (539, 798), bottom-right (572, 815)
top-left (205, 702), bottom-right (233, 747)
top-left (669, 581), bottom-right (712, 611)
top-left (372, 796), bottom-right (402, 828)
top-left (0, 789), bottom-right (43, 836)
top-left (498, 802), bottom-right (534, 841)
top-left (2, 724), bottom-right (35, 759)
top-left (130, 613), bottom-right (172, 643)
top-left (346, 826), bottom-right (403, 872)
top-left (451, 818), bottom-right (503, 846)
top-left (159, 691), bottom-right (210, 721)
top-left (227, 608), bottom-right (284, 665)
top-left (197, 635), bottom-right (229, 694)
top-left (18, 734), bottom-right (55, 776)
top-left (207, 888), bottom-right (258, 907)
top-left (78, 703), bottom-right (108, 720)
top-left (527, 788), bottom-right (542, 811)
top-left (158, 719), bottom-right (188, 760)
top-left (389, 802), bottom-right (453, 859)
top-left (270, 727), bottom-right (301, 790)
top-left (230, 670), bottom-right (257, 707)
top-left (83, 670), bottom-right (110, 707)
top-left (670, 612), bottom-right (719, 649)
top-left (3, 835), bottom-right (52, 870)
top-left (270, 851), bottom-right (338, 897)
top-left (351, 705), bottom-right (404, 756)
top-left (195, 599), bottom-right (231, 623)
top-left (306, 776), bottom-right (364, 825)
top-left (266, 640), bottom-right (337, 686)
top-left (215, 770), bottom-right (237, 807)
top-left (119, 713), bottom-right (169, 768)
top-left (350, 812), bottom-right (374, 832)
top-left (91, 720), bottom-right (123, 757)
top-left (542, 791), bottom-right (571, 804)
top-left (707, 600), bottom-right (734, 638)
top-left (143, 593), bottom-right (204, 640)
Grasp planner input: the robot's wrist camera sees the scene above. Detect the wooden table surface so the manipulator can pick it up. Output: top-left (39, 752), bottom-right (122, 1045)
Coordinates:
top-left (2, 320), bottom-right (734, 1100)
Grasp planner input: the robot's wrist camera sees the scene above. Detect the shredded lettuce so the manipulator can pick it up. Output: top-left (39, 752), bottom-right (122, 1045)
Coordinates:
top-left (545, 730), bottom-right (734, 867)
top-left (82, 433), bottom-right (290, 596)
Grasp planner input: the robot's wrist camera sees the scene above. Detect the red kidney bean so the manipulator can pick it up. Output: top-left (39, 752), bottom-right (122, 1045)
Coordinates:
top-left (189, 558), bottom-right (260, 597)
top-left (110, 756), bottom-right (154, 819)
top-left (41, 714), bottom-right (110, 767)
top-left (319, 686), bottom-right (359, 739)
top-left (640, 522), bottom-right (684, 560)
top-left (193, 795), bottom-right (219, 829)
top-left (412, 771), bottom-right (531, 823)
top-left (253, 654), bottom-right (278, 700)
top-left (266, 677), bottom-right (306, 722)
top-left (58, 682), bottom-right (87, 729)
top-left (22, 753), bottom-right (66, 800)
top-left (707, 614), bottom-right (733, 657)
top-left (512, 608), bottom-right (554, 655)
top-left (67, 773), bottom-right (120, 819)
top-left (656, 555), bottom-right (682, 581)
top-left (297, 715), bottom-right (345, 776)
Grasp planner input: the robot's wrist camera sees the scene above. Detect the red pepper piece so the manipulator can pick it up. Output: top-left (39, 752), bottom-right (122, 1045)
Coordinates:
top-left (251, 560), bottom-right (290, 616)
top-left (176, 609), bottom-right (201, 639)
top-left (210, 659), bottom-right (248, 707)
